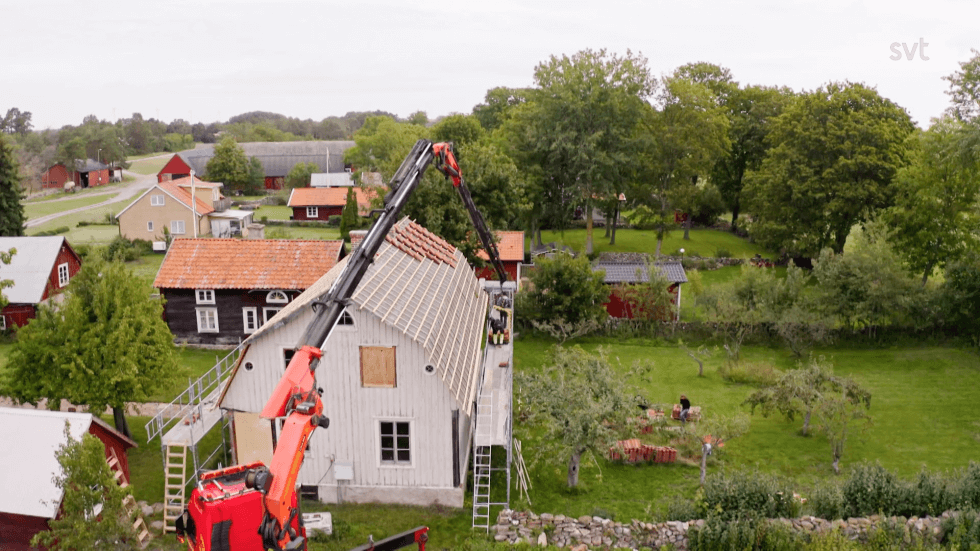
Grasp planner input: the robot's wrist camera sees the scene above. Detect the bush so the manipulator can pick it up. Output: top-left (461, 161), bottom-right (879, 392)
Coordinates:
top-left (715, 248), bottom-right (732, 258)
top-left (104, 236), bottom-right (147, 262)
top-left (701, 471), bottom-right (799, 521)
top-left (808, 483), bottom-right (844, 520)
top-left (35, 226), bottom-right (70, 236)
top-left (941, 510), bottom-right (980, 549)
top-left (327, 215), bottom-right (342, 227)
top-left (688, 515), bottom-right (801, 551)
top-left (842, 463), bottom-right (901, 519)
top-left (664, 496), bottom-right (701, 522)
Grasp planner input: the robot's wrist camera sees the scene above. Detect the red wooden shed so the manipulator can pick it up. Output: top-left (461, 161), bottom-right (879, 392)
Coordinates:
top-left (0, 236), bottom-right (83, 330)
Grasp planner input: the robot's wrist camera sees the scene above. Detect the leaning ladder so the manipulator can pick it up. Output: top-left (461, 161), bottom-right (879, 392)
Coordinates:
top-left (472, 393), bottom-right (494, 531)
top-left (163, 444), bottom-right (187, 533)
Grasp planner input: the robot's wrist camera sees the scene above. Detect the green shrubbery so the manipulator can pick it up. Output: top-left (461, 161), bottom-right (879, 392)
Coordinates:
top-left (700, 471), bottom-right (801, 520)
top-left (104, 237), bottom-right (152, 262)
top-left (34, 226), bottom-right (71, 236)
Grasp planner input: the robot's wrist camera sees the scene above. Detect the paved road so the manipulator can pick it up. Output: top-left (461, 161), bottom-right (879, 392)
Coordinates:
top-left (26, 157), bottom-right (165, 228)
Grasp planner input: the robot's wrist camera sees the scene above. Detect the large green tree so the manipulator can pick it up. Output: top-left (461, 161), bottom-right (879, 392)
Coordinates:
top-left (517, 346), bottom-right (638, 487)
top-left (1, 256), bottom-right (178, 438)
top-left (944, 48), bottom-right (980, 123)
top-left (205, 136), bottom-right (253, 193)
top-left (634, 75), bottom-right (729, 256)
top-left (472, 87), bottom-right (531, 132)
top-left (1, 107), bottom-right (33, 135)
top-left (885, 117), bottom-right (980, 284)
top-left (0, 134), bottom-right (25, 236)
top-left (32, 426), bottom-right (138, 550)
top-left (285, 161), bottom-right (319, 189)
top-left (517, 253), bottom-right (607, 332)
top-left (710, 85), bottom-right (794, 232)
top-left (517, 49), bottom-right (656, 254)
top-left (743, 82), bottom-right (914, 258)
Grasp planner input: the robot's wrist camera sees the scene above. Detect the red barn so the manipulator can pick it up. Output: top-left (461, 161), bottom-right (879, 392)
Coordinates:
top-left (592, 253), bottom-right (687, 321)
top-left (41, 159), bottom-right (110, 189)
top-left (287, 186), bottom-right (378, 221)
top-left (0, 408), bottom-right (137, 550)
top-left (157, 141), bottom-right (355, 190)
top-left (475, 230), bottom-right (525, 284)
top-left (0, 236), bottom-right (82, 331)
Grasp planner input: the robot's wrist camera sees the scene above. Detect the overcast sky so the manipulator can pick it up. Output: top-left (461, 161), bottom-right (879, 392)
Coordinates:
top-left (2, 0), bottom-right (977, 130)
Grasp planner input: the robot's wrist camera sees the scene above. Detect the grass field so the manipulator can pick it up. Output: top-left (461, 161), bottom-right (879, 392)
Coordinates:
top-left (26, 203), bottom-right (126, 236)
top-left (252, 205), bottom-right (294, 220)
top-left (26, 183), bottom-right (126, 203)
top-left (533, 228), bottom-right (773, 258)
top-left (127, 152), bottom-right (170, 161)
top-left (24, 194), bottom-right (119, 219)
top-left (126, 253), bottom-right (167, 283)
top-left (265, 226), bottom-right (343, 240)
top-left (128, 156), bottom-right (171, 175)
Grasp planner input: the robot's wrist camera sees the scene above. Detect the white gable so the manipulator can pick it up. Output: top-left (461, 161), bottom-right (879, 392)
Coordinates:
top-left (0, 236), bottom-right (66, 304)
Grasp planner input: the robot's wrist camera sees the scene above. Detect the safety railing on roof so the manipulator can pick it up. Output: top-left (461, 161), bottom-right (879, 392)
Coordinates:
top-left (144, 344), bottom-right (243, 443)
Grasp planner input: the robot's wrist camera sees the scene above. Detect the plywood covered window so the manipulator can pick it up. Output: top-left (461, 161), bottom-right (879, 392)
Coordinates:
top-left (360, 346), bottom-right (396, 388)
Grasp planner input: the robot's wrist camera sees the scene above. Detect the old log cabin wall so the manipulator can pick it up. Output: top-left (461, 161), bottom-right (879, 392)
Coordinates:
top-left (160, 288), bottom-right (300, 346)
top-left (221, 304), bottom-right (473, 506)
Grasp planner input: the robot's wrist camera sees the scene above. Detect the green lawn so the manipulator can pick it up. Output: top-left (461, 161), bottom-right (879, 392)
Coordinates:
top-left (252, 205), bottom-right (293, 221)
top-left (533, 228), bottom-right (773, 258)
top-left (26, 203), bottom-right (126, 236)
top-left (265, 226), bottom-right (342, 240)
top-left (126, 152), bottom-right (170, 161)
top-left (26, 183), bottom-right (127, 203)
top-left (128, 156), bottom-right (171, 175)
top-left (126, 253), bottom-right (166, 283)
top-left (510, 337), bottom-right (980, 522)
top-left (24, 194), bottom-right (119, 219)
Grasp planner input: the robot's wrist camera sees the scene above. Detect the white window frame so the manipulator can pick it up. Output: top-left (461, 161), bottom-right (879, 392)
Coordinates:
top-left (196, 308), bottom-right (219, 333)
top-left (150, 194), bottom-right (165, 206)
top-left (263, 307), bottom-right (282, 324)
top-left (171, 220), bottom-right (186, 234)
top-left (266, 290), bottom-right (288, 304)
top-left (57, 263), bottom-right (70, 287)
top-left (195, 289), bottom-right (215, 304)
top-left (242, 307), bottom-right (259, 334)
top-left (147, 221), bottom-right (154, 232)
top-left (0, 316), bottom-right (6, 331)
top-left (337, 308), bottom-right (355, 329)
top-left (377, 419), bottom-right (413, 468)
top-left (306, 206), bottom-right (318, 218)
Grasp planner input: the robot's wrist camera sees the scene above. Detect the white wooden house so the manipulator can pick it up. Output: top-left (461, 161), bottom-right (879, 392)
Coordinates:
top-left (219, 218), bottom-right (488, 507)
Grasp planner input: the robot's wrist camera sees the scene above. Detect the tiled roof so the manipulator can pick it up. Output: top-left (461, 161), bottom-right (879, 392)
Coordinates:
top-left (386, 221), bottom-right (458, 267)
top-left (153, 238), bottom-right (343, 290)
top-left (245, 217), bottom-right (486, 409)
top-left (158, 176), bottom-right (217, 215)
top-left (0, 236), bottom-right (68, 303)
top-left (477, 231), bottom-right (524, 262)
top-left (287, 186), bottom-right (379, 214)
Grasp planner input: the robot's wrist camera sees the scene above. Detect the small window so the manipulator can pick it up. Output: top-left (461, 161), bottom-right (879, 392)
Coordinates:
top-left (266, 290), bottom-right (288, 304)
top-left (380, 421), bottom-right (411, 464)
top-left (147, 221), bottom-right (154, 232)
top-left (0, 316), bottom-right (6, 331)
top-left (196, 290), bottom-right (215, 304)
top-left (171, 220), bottom-right (186, 234)
top-left (263, 307), bottom-right (282, 324)
top-left (305, 206), bottom-right (318, 218)
top-left (283, 348), bottom-right (296, 370)
top-left (196, 308), bottom-right (219, 333)
top-left (151, 194), bottom-right (165, 206)
top-left (57, 263), bottom-right (70, 287)
top-left (360, 346), bottom-right (396, 388)
top-left (242, 307), bottom-right (258, 333)
top-left (337, 309), bottom-right (354, 327)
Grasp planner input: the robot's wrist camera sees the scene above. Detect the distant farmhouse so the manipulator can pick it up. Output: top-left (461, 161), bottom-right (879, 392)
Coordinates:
top-left (286, 186), bottom-right (379, 222)
top-left (475, 231), bottom-right (525, 284)
top-left (593, 252), bottom-right (687, 320)
top-left (157, 141), bottom-right (355, 190)
top-left (115, 176), bottom-right (256, 247)
top-left (41, 159), bottom-right (110, 190)
top-left (153, 238), bottom-right (345, 345)
top-left (0, 236), bottom-right (82, 330)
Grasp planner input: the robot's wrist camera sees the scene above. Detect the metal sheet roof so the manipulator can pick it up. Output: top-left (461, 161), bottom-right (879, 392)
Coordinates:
top-left (0, 408), bottom-right (92, 518)
top-left (173, 141), bottom-right (355, 178)
top-left (0, 236), bottom-right (66, 303)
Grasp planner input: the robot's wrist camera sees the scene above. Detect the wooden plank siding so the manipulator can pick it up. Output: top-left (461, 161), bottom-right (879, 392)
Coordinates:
top-left (160, 288), bottom-right (301, 345)
top-left (221, 305), bottom-right (471, 506)
top-left (291, 205), bottom-right (341, 221)
top-left (157, 154), bottom-right (192, 183)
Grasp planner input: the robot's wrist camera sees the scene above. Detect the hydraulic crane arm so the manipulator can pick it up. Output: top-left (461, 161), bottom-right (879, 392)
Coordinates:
top-left (241, 139), bottom-right (508, 551)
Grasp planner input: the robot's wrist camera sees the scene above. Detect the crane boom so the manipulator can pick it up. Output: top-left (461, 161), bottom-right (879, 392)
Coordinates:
top-left (176, 139), bottom-right (507, 551)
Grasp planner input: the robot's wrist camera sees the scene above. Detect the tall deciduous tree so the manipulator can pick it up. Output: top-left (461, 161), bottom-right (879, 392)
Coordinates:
top-left (743, 82), bottom-right (914, 258)
top-left (516, 252), bottom-right (608, 330)
top-left (31, 426), bottom-right (138, 550)
top-left (517, 346), bottom-right (638, 487)
top-left (472, 87), bottom-right (530, 132)
top-left (518, 49), bottom-right (656, 254)
top-left (710, 85), bottom-right (794, 232)
top-left (634, 76), bottom-right (729, 256)
top-left (205, 136), bottom-right (252, 193)
top-left (814, 388), bottom-right (872, 474)
top-left (0, 134), bottom-right (25, 236)
top-left (1, 108), bottom-right (33, 135)
top-left (885, 117), bottom-right (980, 284)
top-left (1, 256), bottom-right (178, 438)
top-left (944, 48), bottom-right (980, 123)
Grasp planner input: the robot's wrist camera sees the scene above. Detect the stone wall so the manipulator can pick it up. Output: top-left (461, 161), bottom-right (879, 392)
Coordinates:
top-left (494, 509), bottom-right (953, 550)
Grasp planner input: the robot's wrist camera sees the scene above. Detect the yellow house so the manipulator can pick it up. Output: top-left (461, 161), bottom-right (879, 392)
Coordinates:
top-left (116, 177), bottom-right (248, 248)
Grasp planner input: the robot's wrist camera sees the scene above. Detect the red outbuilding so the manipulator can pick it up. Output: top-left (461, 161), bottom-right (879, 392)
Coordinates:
top-left (0, 236), bottom-right (82, 331)
top-left (475, 230), bottom-right (525, 284)
top-left (0, 408), bottom-right (137, 550)
top-left (592, 253), bottom-right (687, 321)
top-left (40, 159), bottom-right (110, 189)
top-left (286, 186), bottom-right (378, 221)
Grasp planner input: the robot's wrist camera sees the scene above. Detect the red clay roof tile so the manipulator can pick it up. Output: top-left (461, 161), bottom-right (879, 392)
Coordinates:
top-left (477, 231), bottom-right (524, 262)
